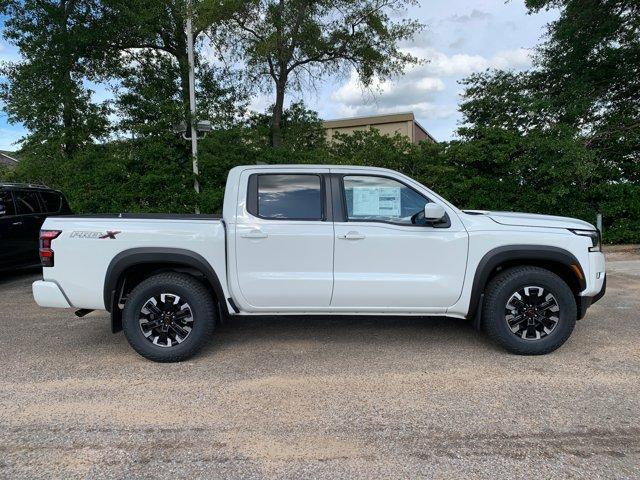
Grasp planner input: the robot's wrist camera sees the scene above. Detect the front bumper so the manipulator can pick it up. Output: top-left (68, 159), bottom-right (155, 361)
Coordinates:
top-left (33, 280), bottom-right (72, 308)
top-left (577, 276), bottom-right (606, 319)
top-left (583, 251), bottom-right (606, 297)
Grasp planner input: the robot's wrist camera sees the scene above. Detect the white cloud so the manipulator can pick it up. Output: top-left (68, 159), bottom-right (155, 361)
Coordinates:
top-left (446, 9), bottom-right (492, 23)
top-left (427, 52), bottom-right (491, 76)
top-left (408, 47), bottom-right (533, 77)
top-left (415, 77), bottom-right (446, 91)
top-left (490, 49), bottom-right (534, 70)
top-left (330, 70), bottom-right (454, 123)
top-left (448, 37), bottom-right (466, 50)
top-left (329, 47), bottom-right (532, 123)
top-left (248, 92), bottom-right (272, 113)
top-left (332, 72), bottom-right (444, 108)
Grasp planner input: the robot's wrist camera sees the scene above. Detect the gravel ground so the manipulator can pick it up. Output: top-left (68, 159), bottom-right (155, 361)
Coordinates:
top-left (1, 252), bottom-right (639, 479)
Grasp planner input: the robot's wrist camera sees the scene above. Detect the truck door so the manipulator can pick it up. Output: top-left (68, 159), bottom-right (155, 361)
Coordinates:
top-left (331, 173), bottom-right (468, 311)
top-left (233, 169), bottom-right (334, 309)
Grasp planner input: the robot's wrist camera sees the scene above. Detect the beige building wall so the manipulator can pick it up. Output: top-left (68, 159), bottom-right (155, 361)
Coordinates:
top-left (323, 112), bottom-right (435, 145)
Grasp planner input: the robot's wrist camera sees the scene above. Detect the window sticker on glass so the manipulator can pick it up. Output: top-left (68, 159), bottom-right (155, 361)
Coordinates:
top-left (352, 186), bottom-right (401, 217)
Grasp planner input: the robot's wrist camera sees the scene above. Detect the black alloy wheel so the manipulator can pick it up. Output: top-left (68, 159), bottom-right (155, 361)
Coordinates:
top-left (138, 293), bottom-right (194, 347)
top-left (505, 286), bottom-right (560, 340)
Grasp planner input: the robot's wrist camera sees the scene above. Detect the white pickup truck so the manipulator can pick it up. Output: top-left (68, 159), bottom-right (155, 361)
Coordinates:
top-left (33, 165), bottom-right (606, 362)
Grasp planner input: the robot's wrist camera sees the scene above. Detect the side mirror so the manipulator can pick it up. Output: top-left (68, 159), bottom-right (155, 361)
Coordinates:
top-left (424, 203), bottom-right (446, 222)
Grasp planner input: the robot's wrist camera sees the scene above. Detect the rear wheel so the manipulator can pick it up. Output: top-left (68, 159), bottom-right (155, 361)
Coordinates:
top-left (482, 266), bottom-right (577, 355)
top-left (122, 272), bottom-right (216, 362)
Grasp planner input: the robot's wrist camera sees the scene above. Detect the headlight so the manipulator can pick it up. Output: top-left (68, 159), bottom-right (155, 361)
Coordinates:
top-left (570, 229), bottom-right (601, 252)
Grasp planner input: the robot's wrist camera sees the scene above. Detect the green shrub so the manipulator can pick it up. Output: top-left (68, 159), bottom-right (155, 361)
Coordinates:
top-left (8, 127), bottom-right (638, 243)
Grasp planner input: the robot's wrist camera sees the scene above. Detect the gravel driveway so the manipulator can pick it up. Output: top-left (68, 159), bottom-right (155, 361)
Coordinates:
top-left (1, 251), bottom-right (639, 479)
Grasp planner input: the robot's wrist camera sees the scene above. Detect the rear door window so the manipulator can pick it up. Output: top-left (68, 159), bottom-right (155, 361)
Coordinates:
top-left (39, 191), bottom-right (63, 213)
top-left (14, 191), bottom-right (43, 215)
top-left (0, 190), bottom-right (16, 216)
top-left (250, 174), bottom-right (323, 220)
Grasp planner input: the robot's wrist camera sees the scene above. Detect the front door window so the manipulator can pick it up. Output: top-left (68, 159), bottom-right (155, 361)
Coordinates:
top-left (343, 175), bottom-right (428, 225)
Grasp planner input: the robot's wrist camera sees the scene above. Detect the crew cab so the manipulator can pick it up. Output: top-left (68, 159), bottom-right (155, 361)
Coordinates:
top-left (32, 165), bottom-right (606, 362)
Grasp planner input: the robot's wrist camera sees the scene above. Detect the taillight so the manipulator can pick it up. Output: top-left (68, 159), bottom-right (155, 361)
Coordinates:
top-left (40, 230), bottom-right (61, 267)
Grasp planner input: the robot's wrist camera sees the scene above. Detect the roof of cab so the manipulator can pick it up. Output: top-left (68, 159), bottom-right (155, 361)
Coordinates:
top-left (229, 164), bottom-right (400, 173)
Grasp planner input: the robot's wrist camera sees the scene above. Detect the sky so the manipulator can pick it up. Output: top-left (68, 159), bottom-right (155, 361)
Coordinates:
top-left (0, 1), bottom-right (558, 151)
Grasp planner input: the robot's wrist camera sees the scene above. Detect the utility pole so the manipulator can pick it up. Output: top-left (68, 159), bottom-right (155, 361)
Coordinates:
top-left (186, 0), bottom-right (200, 214)
top-left (597, 213), bottom-right (603, 238)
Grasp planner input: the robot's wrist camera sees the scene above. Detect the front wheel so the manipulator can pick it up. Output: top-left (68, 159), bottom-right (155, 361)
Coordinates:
top-left (122, 272), bottom-right (216, 362)
top-left (482, 266), bottom-right (577, 355)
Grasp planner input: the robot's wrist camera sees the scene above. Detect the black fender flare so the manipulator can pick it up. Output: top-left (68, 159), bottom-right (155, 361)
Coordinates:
top-left (103, 247), bottom-right (226, 315)
top-left (467, 245), bottom-right (586, 325)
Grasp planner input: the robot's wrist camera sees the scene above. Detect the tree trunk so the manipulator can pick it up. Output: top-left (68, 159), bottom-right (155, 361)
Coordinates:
top-left (271, 78), bottom-right (286, 148)
top-left (270, 0), bottom-right (286, 148)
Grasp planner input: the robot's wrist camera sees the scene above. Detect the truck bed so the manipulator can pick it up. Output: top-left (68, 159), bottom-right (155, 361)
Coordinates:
top-left (52, 213), bottom-right (222, 220)
top-left (38, 214), bottom-right (228, 310)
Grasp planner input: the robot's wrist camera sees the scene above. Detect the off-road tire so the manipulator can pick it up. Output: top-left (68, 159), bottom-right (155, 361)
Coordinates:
top-left (482, 266), bottom-right (577, 355)
top-left (122, 272), bottom-right (216, 362)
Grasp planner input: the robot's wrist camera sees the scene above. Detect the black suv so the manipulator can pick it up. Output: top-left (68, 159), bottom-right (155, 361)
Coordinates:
top-left (0, 184), bottom-right (71, 271)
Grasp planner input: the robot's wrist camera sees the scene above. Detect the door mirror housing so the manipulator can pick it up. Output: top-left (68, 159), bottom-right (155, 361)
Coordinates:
top-left (424, 203), bottom-right (446, 222)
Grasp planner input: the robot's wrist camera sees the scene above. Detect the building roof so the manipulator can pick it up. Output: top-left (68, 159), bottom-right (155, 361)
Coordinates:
top-left (0, 151), bottom-right (19, 166)
top-left (323, 112), bottom-right (436, 143)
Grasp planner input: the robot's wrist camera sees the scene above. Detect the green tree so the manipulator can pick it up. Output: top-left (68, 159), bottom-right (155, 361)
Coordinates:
top-left (457, 71), bottom-right (551, 137)
top-left (0, 0), bottom-right (112, 156)
top-left (245, 101), bottom-right (327, 151)
top-left (444, 0), bottom-right (640, 242)
top-left (102, 0), bottom-right (246, 131)
top-left (0, 164), bottom-right (17, 182)
top-left (526, 0), bottom-right (640, 182)
top-left (113, 47), bottom-right (245, 139)
top-left (224, 0), bottom-right (423, 147)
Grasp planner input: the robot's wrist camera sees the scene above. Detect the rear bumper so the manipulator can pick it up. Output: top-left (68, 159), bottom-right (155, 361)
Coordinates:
top-left (32, 280), bottom-right (72, 308)
top-left (577, 276), bottom-right (606, 319)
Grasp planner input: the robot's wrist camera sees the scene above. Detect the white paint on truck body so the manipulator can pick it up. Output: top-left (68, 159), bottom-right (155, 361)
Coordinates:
top-left (34, 165), bottom-right (605, 320)
top-left (40, 217), bottom-right (228, 310)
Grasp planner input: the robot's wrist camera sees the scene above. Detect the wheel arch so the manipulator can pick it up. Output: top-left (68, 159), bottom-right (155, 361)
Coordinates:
top-left (467, 245), bottom-right (586, 326)
top-left (104, 248), bottom-right (226, 333)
